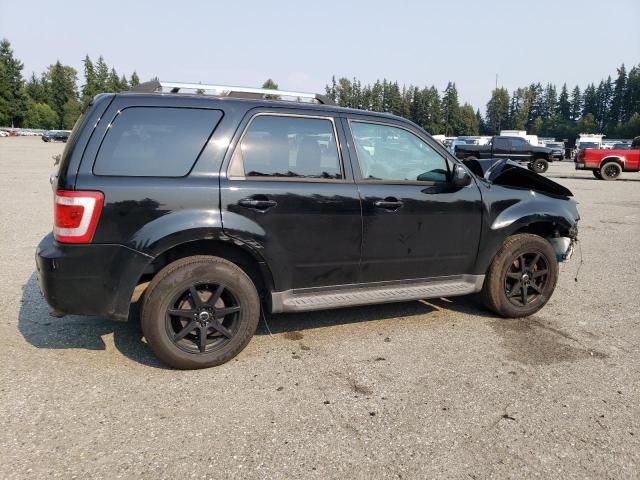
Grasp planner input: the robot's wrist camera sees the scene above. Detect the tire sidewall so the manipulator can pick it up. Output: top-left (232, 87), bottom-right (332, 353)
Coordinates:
top-left (600, 162), bottom-right (621, 180)
top-left (142, 258), bottom-right (260, 369)
top-left (484, 234), bottom-right (559, 318)
top-left (532, 159), bottom-right (549, 173)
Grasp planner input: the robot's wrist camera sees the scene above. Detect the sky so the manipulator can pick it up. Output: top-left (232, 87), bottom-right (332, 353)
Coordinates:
top-left (1, 0), bottom-right (638, 110)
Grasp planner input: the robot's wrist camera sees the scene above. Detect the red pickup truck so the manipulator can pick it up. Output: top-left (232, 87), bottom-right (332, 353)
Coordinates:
top-left (575, 136), bottom-right (640, 180)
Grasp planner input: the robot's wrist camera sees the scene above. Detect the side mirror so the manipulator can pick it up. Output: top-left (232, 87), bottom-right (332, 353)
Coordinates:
top-left (452, 164), bottom-right (472, 187)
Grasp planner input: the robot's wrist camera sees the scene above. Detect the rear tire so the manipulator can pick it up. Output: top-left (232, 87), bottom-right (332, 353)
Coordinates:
top-left (142, 255), bottom-right (260, 369)
top-left (465, 155), bottom-right (478, 161)
top-left (530, 158), bottom-right (549, 173)
top-left (592, 169), bottom-right (602, 179)
top-left (600, 162), bottom-right (621, 180)
top-left (482, 234), bottom-right (558, 318)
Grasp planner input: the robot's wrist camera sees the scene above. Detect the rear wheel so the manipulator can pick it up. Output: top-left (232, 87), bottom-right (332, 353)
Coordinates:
top-left (592, 169), bottom-right (602, 179)
top-left (482, 234), bottom-right (558, 318)
top-left (142, 255), bottom-right (260, 369)
top-left (600, 162), bottom-right (621, 180)
top-left (530, 158), bottom-right (549, 173)
top-left (464, 155), bottom-right (478, 161)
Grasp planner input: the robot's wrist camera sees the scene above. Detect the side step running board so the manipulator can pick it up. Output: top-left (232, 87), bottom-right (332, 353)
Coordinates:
top-left (271, 275), bottom-right (484, 313)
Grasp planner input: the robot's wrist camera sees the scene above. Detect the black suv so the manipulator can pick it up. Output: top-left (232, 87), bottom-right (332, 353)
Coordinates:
top-left (36, 81), bottom-right (579, 369)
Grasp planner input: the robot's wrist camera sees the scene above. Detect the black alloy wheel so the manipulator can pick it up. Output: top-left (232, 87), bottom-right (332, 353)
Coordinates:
top-left (142, 255), bottom-right (260, 369)
top-left (531, 158), bottom-right (549, 173)
top-left (166, 283), bottom-right (241, 354)
top-left (481, 233), bottom-right (559, 318)
top-left (503, 253), bottom-right (549, 307)
top-left (600, 161), bottom-right (621, 180)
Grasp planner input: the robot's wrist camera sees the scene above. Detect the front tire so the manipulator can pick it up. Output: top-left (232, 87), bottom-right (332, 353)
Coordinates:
top-left (530, 158), bottom-right (549, 173)
top-left (482, 234), bottom-right (558, 318)
top-left (600, 162), bottom-right (621, 180)
top-left (142, 255), bottom-right (260, 369)
top-left (592, 169), bottom-right (602, 179)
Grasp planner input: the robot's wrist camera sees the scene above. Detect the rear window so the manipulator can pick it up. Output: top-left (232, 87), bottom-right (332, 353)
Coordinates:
top-left (93, 107), bottom-right (222, 176)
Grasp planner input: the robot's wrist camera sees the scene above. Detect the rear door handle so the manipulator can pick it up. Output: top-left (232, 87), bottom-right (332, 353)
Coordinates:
top-left (238, 198), bottom-right (277, 210)
top-left (374, 199), bottom-right (403, 211)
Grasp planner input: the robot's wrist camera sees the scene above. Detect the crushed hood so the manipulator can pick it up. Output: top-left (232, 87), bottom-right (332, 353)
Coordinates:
top-left (463, 158), bottom-right (573, 197)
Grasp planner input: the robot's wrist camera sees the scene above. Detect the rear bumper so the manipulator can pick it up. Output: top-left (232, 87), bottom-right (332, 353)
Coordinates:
top-left (35, 233), bottom-right (151, 321)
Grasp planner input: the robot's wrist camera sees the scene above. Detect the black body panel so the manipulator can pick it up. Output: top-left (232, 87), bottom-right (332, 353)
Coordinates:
top-left (36, 233), bottom-right (150, 321)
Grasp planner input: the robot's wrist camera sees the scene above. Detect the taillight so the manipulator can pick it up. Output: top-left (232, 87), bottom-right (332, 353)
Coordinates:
top-left (53, 190), bottom-right (104, 243)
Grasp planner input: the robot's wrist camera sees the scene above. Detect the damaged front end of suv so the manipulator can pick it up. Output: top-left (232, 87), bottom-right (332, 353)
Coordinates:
top-left (464, 158), bottom-right (579, 267)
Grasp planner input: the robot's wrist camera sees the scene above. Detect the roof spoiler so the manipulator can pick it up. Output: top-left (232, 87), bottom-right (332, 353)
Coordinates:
top-left (130, 80), bottom-right (335, 105)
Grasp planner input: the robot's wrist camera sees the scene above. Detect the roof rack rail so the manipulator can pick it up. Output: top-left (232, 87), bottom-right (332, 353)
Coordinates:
top-left (130, 80), bottom-right (335, 106)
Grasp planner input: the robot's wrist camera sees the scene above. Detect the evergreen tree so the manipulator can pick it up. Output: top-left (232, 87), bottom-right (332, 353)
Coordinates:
top-left (622, 65), bottom-right (640, 123)
top-left (578, 112), bottom-right (597, 133)
top-left (95, 56), bottom-right (109, 92)
top-left (541, 83), bottom-right (557, 121)
top-left (570, 86), bottom-right (582, 120)
top-left (526, 83), bottom-right (543, 128)
top-left (370, 80), bottom-right (383, 112)
top-left (325, 76), bottom-right (337, 102)
top-left (457, 103), bottom-right (479, 135)
top-left (387, 81), bottom-right (402, 115)
top-left (476, 109), bottom-right (487, 135)
top-left (25, 73), bottom-right (48, 104)
top-left (582, 84), bottom-right (598, 118)
top-left (261, 78), bottom-right (279, 100)
top-left (608, 65), bottom-right (626, 128)
top-left (485, 87), bottom-right (509, 134)
top-left (0, 38), bottom-right (26, 127)
top-left (130, 71), bottom-right (140, 87)
top-left (595, 76), bottom-right (613, 130)
top-left (557, 83), bottom-right (571, 120)
top-left (335, 77), bottom-right (353, 107)
top-left (441, 82), bottom-right (460, 136)
top-left (81, 55), bottom-right (98, 107)
top-left (46, 61), bottom-right (79, 128)
top-left (108, 68), bottom-right (121, 92)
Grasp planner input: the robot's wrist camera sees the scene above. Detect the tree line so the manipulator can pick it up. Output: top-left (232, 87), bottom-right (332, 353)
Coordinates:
top-left (0, 38), bottom-right (139, 130)
top-left (1, 35), bottom-right (639, 140)
top-left (324, 67), bottom-right (640, 140)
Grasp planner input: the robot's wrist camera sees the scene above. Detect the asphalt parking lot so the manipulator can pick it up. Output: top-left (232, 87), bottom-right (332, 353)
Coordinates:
top-left (0, 137), bottom-right (638, 479)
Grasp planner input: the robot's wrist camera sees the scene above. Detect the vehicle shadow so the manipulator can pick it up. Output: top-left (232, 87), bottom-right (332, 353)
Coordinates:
top-left (18, 272), bottom-right (169, 369)
top-left (20, 270), bottom-right (497, 367)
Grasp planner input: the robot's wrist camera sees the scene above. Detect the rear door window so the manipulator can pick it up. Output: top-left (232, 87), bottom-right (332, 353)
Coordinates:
top-left (228, 114), bottom-right (343, 179)
top-left (93, 107), bottom-right (222, 176)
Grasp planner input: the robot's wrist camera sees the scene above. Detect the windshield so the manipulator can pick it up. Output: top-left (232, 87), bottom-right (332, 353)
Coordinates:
top-left (579, 142), bottom-right (600, 149)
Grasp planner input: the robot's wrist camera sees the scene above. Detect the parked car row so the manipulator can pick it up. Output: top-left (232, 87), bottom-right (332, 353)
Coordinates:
top-left (0, 128), bottom-right (46, 137)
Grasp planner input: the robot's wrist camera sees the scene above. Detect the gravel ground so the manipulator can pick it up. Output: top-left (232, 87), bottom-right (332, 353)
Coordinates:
top-left (0, 137), bottom-right (638, 479)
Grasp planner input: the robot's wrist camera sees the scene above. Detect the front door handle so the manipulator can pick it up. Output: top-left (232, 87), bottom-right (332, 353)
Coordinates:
top-left (374, 198), bottom-right (403, 211)
top-left (238, 197), bottom-right (277, 211)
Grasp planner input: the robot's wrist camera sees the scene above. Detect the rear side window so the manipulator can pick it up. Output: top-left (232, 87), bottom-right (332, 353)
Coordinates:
top-left (228, 114), bottom-right (343, 179)
top-left (93, 107), bottom-right (222, 177)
